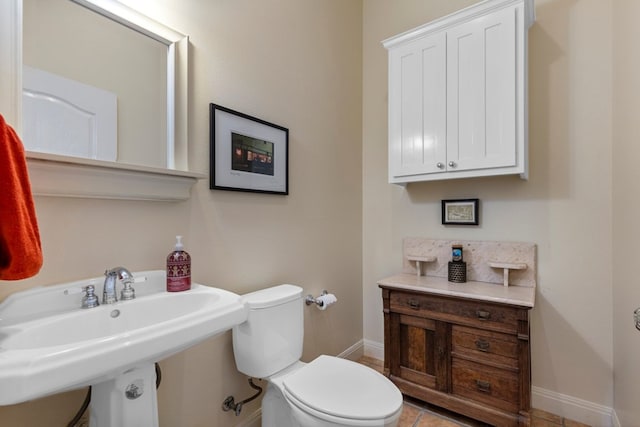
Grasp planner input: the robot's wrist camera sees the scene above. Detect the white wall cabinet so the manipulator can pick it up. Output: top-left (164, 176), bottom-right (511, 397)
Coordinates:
top-left (384, 0), bottom-right (534, 184)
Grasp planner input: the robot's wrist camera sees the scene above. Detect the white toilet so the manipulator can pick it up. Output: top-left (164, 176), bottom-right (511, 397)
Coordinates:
top-left (232, 284), bottom-right (403, 427)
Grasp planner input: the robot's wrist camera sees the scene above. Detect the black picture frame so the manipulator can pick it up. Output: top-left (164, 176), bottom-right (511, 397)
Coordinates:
top-left (441, 199), bottom-right (479, 225)
top-left (210, 104), bottom-right (289, 195)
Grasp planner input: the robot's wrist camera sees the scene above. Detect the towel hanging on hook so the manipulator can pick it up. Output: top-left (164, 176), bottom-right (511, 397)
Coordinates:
top-left (0, 114), bottom-right (43, 280)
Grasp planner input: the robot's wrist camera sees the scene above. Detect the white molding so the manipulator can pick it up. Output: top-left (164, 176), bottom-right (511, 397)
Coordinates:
top-left (69, 0), bottom-right (189, 171)
top-left (173, 35), bottom-right (189, 171)
top-left (533, 387), bottom-right (614, 426)
top-left (70, 0), bottom-right (184, 44)
top-left (235, 408), bottom-right (261, 427)
top-left (363, 339), bottom-right (384, 361)
top-left (27, 153), bottom-right (205, 201)
top-left (612, 409), bottom-right (621, 427)
top-left (0, 0), bottom-right (21, 128)
top-left (382, 0), bottom-right (534, 48)
top-left (337, 339), bottom-right (365, 361)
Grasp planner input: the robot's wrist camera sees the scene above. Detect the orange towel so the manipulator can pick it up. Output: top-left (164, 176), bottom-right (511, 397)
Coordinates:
top-left (0, 114), bottom-right (43, 280)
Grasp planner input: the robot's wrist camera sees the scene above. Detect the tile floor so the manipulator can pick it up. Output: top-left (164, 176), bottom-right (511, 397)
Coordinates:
top-left (357, 356), bottom-right (591, 427)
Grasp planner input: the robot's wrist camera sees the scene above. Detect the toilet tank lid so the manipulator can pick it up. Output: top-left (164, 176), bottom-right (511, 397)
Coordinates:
top-left (241, 284), bottom-right (303, 309)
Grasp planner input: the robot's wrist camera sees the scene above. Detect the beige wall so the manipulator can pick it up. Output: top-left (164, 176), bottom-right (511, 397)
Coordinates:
top-left (363, 0), bottom-right (615, 422)
top-left (0, 1), bottom-right (363, 426)
top-left (612, 0), bottom-right (640, 424)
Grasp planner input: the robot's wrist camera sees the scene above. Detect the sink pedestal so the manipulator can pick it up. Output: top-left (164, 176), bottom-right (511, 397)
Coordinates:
top-left (90, 364), bottom-right (159, 427)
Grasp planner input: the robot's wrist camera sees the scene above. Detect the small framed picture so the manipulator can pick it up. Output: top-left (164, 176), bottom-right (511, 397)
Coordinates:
top-left (210, 104), bottom-right (289, 195)
top-left (441, 199), bottom-right (479, 225)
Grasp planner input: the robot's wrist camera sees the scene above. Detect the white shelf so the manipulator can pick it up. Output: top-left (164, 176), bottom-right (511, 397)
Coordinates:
top-left (407, 255), bottom-right (437, 277)
top-left (27, 152), bottom-right (206, 201)
top-left (488, 261), bottom-right (528, 287)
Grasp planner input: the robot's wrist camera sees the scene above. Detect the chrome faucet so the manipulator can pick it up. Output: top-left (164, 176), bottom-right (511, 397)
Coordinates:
top-left (103, 267), bottom-right (136, 304)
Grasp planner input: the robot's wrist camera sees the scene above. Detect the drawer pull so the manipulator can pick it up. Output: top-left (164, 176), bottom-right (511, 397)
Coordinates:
top-left (476, 380), bottom-right (491, 393)
top-left (408, 299), bottom-right (420, 309)
top-left (476, 309), bottom-right (491, 320)
top-left (475, 339), bottom-right (490, 352)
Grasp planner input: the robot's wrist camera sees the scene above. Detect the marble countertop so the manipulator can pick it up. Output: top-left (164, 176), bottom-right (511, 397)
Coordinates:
top-left (377, 273), bottom-right (535, 308)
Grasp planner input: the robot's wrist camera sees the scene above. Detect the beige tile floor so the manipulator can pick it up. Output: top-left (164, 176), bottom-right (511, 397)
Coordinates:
top-left (357, 356), bottom-right (591, 427)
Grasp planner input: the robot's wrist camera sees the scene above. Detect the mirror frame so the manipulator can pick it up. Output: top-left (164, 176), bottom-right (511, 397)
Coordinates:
top-left (0, 0), bottom-right (21, 128)
top-left (0, 0), bottom-right (202, 201)
top-left (71, 0), bottom-right (188, 170)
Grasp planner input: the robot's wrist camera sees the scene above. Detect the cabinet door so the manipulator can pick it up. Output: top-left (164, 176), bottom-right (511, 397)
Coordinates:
top-left (446, 6), bottom-right (517, 172)
top-left (388, 32), bottom-right (446, 179)
top-left (389, 312), bottom-right (449, 391)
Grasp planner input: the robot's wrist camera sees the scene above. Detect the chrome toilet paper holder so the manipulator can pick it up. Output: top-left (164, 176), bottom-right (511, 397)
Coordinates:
top-left (305, 290), bottom-right (329, 307)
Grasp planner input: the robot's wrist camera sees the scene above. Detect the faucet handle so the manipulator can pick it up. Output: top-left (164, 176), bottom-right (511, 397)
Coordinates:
top-left (121, 275), bottom-right (147, 301)
top-left (121, 282), bottom-right (135, 301)
top-left (81, 284), bottom-right (100, 309)
top-left (64, 281), bottom-right (100, 309)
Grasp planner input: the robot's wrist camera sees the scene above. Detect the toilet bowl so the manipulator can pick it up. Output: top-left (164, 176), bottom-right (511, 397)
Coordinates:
top-left (232, 285), bottom-right (403, 427)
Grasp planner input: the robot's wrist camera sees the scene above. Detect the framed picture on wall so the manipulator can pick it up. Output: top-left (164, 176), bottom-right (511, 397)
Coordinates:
top-left (441, 199), bottom-right (479, 225)
top-left (210, 104), bottom-right (289, 195)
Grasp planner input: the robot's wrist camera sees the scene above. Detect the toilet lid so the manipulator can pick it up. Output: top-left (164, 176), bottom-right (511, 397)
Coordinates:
top-left (283, 355), bottom-right (402, 421)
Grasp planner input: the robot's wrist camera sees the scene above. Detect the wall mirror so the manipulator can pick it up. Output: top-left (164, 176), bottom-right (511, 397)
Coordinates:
top-left (24, 0), bottom-right (187, 170)
top-left (0, 0), bottom-right (200, 201)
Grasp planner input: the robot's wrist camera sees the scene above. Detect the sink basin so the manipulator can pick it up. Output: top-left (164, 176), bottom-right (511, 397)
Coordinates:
top-left (0, 270), bottom-right (248, 406)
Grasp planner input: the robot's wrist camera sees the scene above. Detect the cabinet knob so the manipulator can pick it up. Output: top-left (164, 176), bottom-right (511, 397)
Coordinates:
top-left (448, 161), bottom-right (456, 168)
top-left (436, 162), bottom-right (444, 169)
top-left (408, 299), bottom-right (420, 309)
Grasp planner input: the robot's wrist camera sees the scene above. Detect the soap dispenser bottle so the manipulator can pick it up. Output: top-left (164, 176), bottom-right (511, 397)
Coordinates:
top-left (167, 235), bottom-right (191, 292)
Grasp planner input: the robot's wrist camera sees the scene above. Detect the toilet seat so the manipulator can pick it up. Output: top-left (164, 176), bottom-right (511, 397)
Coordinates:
top-left (282, 355), bottom-right (403, 423)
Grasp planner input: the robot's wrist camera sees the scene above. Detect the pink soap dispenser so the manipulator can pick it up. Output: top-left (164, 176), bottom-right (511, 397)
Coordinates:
top-left (167, 235), bottom-right (191, 292)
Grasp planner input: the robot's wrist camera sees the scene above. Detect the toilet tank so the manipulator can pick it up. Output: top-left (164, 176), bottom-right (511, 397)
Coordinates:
top-left (232, 284), bottom-right (304, 378)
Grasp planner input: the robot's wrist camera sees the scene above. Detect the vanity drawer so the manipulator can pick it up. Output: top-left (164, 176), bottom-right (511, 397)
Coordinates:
top-left (451, 358), bottom-right (519, 413)
top-left (451, 325), bottom-right (519, 370)
top-left (389, 291), bottom-right (519, 333)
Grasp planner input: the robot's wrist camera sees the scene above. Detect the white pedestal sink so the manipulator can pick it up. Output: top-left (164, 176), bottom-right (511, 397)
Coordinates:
top-left (90, 364), bottom-right (159, 427)
top-left (0, 270), bottom-right (248, 426)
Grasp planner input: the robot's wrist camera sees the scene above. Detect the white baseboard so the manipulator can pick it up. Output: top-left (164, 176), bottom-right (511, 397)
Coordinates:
top-left (362, 340), bottom-right (619, 426)
top-left (235, 408), bottom-right (261, 427)
top-left (532, 386), bottom-right (615, 427)
top-left (612, 408), bottom-right (621, 427)
top-left (363, 339), bottom-right (384, 360)
top-left (337, 339), bottom-right (365, 361)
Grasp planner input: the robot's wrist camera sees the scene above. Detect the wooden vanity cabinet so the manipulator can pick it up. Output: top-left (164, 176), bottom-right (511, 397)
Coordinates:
top-left (380, 287), bottom-right (532, 426)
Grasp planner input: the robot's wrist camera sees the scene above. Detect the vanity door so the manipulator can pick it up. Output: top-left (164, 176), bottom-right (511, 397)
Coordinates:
top-left (388, 311), bottom-right (450, 392)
